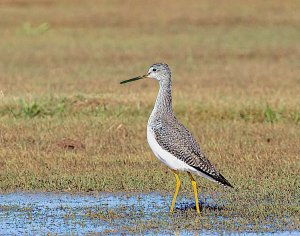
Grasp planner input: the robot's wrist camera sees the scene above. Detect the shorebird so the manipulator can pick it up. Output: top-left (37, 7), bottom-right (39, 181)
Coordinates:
top-left (120, 63), bottom-right (233, 214)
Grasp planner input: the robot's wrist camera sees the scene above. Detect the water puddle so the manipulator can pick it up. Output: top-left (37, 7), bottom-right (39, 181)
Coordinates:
top-left (0, 192), bottom-right (298, 235)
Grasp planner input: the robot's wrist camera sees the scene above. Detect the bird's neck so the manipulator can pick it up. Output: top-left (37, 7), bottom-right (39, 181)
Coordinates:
top-left (148, 80), bottom-right (173, 125)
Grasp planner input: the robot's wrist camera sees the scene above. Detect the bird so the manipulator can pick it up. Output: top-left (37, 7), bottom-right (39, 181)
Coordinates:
top-left (120, 63), bottom-right (233, 214)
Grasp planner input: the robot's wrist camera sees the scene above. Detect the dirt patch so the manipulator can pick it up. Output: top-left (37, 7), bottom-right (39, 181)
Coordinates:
top-left (57, 138), bottom-right (85, 150)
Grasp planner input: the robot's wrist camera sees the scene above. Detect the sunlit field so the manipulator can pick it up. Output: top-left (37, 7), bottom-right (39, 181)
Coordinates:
top-left (0, 0), bottom-right (299, 234)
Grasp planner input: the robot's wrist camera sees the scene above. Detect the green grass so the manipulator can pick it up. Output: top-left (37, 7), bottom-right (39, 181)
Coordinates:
top-left (1, 96), bottom-right (300, 123)
top-left (17, 22), bottom-right (50, 36)
top-left (0, 0), bottom-right (299, 233)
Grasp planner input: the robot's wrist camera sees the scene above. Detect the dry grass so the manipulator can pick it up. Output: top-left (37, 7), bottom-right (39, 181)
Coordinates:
top-left (0, 0), bottom-right (299, 233)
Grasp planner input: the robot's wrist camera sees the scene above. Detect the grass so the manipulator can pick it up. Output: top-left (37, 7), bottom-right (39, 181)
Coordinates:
top-left (0, 0), bottom-right (299, 233)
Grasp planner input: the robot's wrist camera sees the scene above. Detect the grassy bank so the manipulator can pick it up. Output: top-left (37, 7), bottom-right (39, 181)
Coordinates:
top-left (0, 0), bottom-right (299, 233)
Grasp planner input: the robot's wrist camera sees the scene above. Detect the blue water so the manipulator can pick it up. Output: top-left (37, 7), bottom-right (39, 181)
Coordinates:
top-left (0, 192), bottom-right (298, 235)
top-left (0, 192), bottom-right (171, 235)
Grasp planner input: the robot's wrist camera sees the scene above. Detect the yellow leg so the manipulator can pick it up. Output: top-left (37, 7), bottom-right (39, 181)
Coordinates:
top-left (188, 172), bottom-right (200, 214)
top-left (170, 170), bottom-right (181, 213)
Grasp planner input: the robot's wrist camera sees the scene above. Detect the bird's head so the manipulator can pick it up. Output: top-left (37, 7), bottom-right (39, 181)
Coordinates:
top-left (120, 63), bottom-right (171, 85)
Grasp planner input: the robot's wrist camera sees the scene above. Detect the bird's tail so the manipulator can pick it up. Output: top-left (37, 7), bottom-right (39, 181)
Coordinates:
top-left (216, 173), bottom-right (234, 188)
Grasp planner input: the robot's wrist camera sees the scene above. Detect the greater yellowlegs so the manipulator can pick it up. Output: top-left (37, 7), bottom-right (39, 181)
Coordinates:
top-left (120, 63), bottom-right (233, 214)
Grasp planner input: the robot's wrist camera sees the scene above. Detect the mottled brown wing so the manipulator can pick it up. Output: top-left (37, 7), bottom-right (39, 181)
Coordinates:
top-left (152, 118), bottom-right (233, 187)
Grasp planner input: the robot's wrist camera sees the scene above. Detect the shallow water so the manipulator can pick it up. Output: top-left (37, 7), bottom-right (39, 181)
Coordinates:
top-left (0, 192), bottom-right (298, 235)
top-left (0, 192), bottom-right (170, 235)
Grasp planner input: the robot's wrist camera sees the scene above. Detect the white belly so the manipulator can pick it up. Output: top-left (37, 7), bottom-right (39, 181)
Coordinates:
top-left (147, 126), bottom-right (196, 172)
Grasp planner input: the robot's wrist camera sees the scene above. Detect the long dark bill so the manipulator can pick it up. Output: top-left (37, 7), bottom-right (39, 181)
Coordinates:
top-left (120, 74), bottom-right (148, 84)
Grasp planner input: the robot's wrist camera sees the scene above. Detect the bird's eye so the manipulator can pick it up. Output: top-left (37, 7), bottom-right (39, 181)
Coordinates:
top-left (153, 68), bottom-right (157, 72)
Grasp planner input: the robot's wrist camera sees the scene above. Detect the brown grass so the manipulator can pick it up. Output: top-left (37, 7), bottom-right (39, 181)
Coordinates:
top-left (0, 0), bottom-right (299, 233)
